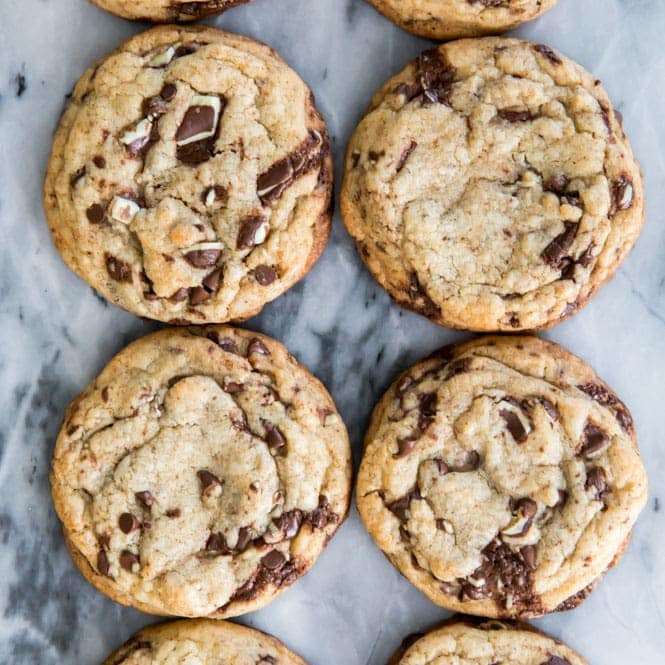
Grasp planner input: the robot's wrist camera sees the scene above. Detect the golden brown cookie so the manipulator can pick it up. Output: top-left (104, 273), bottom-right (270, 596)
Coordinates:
top-left (45, 26), bottom-right (332, 324)
top-left (52, 326), bottom-right (351, 618)
top-left (388, 617), bottom-right (587, 665)
top-left (91, 0), bottom-right (253, 22)
top-left (366, 0), bottom-right (558, 40)
top-left (341, 39), bottom-right (644, 332)
top-left (102, 619), bottom-right (305, 664)
top-left (356, 336), bottom-right (648, 618)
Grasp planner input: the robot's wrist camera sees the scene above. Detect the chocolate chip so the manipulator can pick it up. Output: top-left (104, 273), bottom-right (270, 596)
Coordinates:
top-left (585, 467), bottom-right (609, 500)
top-left (176, 100), bottom-right (220, 144)
top-left (174, 42), bottom-right (207, 57)
top-left (202, 266), bottom-right (223, 292)
top-left (497, 109), bottom-right (532, 122)
top-left (86, 203), bottom-right (106, 224)
top-left (417, 48), bottom-right (456, 106)
top-left (541, 222), bottom-right (578, 269)
top-left (544, 174), bottom-right (568, 194)
top-left (407, 272), bottom-right (441, 318)
top-left (515, 498), bottom-right (538, 519)
top-left (521, 545), bottom-right (536, 570)
top-left (257, 656), bottom-right (277, 665)
top-left (275, 510), bottom-right (303, 539)
top-left (197, 469), bottom-right (222, 497)
top-left (135, 490), bottom-right (155, 509)
top-left (168, 288), bottom-right (188, 303)
top-left (236, 526), bottom-right (253, 553)
top-left (454, 450), bottom-right (481, 472)
top-left (248, 338), bottom-right (270, 356)
top-left (307, 495), bottom-right (338, 529)
top-left (395, 141), bottom-right (417, 172)
top-left (165, 508), bottom-right (181, 518)
top-left (261, 550), bottom-right (286, 570)
top-left (254, 265), bottom-right (278, 286)
top-left (222, 379), bottom-right (244, 393)
top-left (579, 423), bottom-right (609, 457)
top-left (263, 420), bottom-right (286, 451)
top-left (237, 215), bottom-right (268, 249)
top-left (418, 392), bottom-right (437, 432)
top-left (499, 408), bottom-right (528, 443)
top-left (257, 157), bottom-right (293, 205)
top-left (206, 532), bottom-right (232, 556)
top-left (534, 44), bottom-right (563, 65)
top-left (97, 549), bottom-right (111, 577)
top-left (207, 333), bottom-right (239, 354)
top-left (119, 550), bottom-right (140, 572)
top-left (612, 175), bottom-right (634, 212)
top-left (393, 437), bottom-right (417, 458)
top-left (541, 657), bottom-right (571, 665)
top-left (118, 512), bottom-right (140, 534)
top-left (184, 248), bottom-right (221, 268)
top-left (160, 83), bottom-right (177, 101)
top-left (105, 253), bottom-right (133, 283)
top-left (386, 488), bottom-right (420, 521)
top-left (93, 155), bottom-right (106, 168)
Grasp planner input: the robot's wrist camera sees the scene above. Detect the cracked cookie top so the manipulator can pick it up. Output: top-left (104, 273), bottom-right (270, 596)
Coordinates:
top-left (388, 618), bottom-right (587, 665)
top-left (341, 39), bottom-right (644, 332)
top-left (103, 619), bottom-right (305, 665)
top-left (51, 326), bottom-right (351, 618)
top-left (45, 26), bottom-right (332, 324)
top-left (367, 0), bottom-right (558, 40)
top-left (90, 0), bottom-right (253, 21)
top-left (356, 336), bottom-right (647, 619)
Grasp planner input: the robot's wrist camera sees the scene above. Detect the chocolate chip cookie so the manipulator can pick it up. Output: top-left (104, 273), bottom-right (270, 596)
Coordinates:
top-left (102, 619), bottom-right (305, 664)
top-left (367, 0), bottom-right (558, 40)
top-left (388, 617), bottom-right (587, 665)
top-left (341, 39), bottom-right (644, 331)
top-left (51, 326), bottom-right (351, 618)
top-left (45, 26), bottom-right (332, 324)
top-left (90, 0), bottom-right (252, 22)
top-left (356, 336), bottom-right (648, 619)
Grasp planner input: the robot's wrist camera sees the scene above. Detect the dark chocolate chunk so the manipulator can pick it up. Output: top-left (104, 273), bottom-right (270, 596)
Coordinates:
top-left (579, 423), bottom-right (609, 457)
top-left (263, 420), bottom-right (286, 451)
top-left (394, 437), bottom-right (417, 458)
top-left (307, 495), bottom-right (338, 529)
top-left (197, 469), bottom-right (222, 497)
top-left (534, 44), bottom-right (563, 65)
top-left (184, 248), bottom-right (222, 268)
top-left (261, 549), bottom-right (286, 570)
top-left (497, 109), bottom-right (532, 122)
top-left (93, 155), bottom-right (106, 168)
top-left (176, 103), bottom-right (218, 144)
top-left (417, 48), bottom-right (456, 106)
top-left (396, 141), bottom-right (417, 172)
top-left (248, 338), bottom-right (270, 356)
top-left (135, 490), bottom-right (155, 509)
top-left (585, 467), bottom-right (609, 501)
top-left (541, 222), bottom-right (578, 269)
top-left (237, 216), bottom-right (267, 249)
top-left (119, 550), bottom-right (140, 572)
top-left (86, 203), bottom-right (106, 224)
top-left (612, 175), bottom-right (634, 212)
top-left (499, 408), bottom-right (528, 443)
top-left (118, 512), bottom-right (140, 534)
top-left (254, 265), bottom-right (278, 285)
top-left (105, 253), bottom-right (133, 283)
top-left (97, 548), bottom-right (111, 577)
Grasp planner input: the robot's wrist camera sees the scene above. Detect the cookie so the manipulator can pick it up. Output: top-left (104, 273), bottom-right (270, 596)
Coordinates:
top-left (51, 326), bottom-right (352, 618)
top-left (356, 335), bottom-right (648, 619)
top-left (341, 39), bottom-right (644, 332)
top-left (366, 0), bottom-right (558, 40)
top-left (90, 0), bottom-right (252, 23)
top-left (102, 619), bottom-right (305, 664)
top-left (44, 26), bottom-right (332, 324)
top-left (388, 617), bottom-right (587, 665)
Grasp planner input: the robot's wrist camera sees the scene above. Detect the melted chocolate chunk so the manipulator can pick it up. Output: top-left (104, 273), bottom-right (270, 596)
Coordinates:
top-left (237, 215), bottom-right (267, 249)
top-left (184, 248), bottom-right (221, 268)
top-left (394, 437), bottom-right (417, 458)
top-left (612, 175), bottom-right (634, 212)
top-left (118, 512), bottom-right (140, 534)
top-left (396, 140), bottom-right (417, 172)
top-left (534, 44), bottom-right (563, 65)
top-left (274, 510), bottom-right (303, 539)
top-left (263, 420), bottom-right (286, 451)
top-left (197, 469), bottom-right (222, 497)
top-left (254, 265), bottom-right (278, 285)
top-left (135, 490), bottom-right (155, 509)
top-left (86, 203), bottom-right (106, 224)
top-left (257, 656), bottom-right (277, 665)
top-left (248, 338), bottom-right (270, 356)
top-left (499, 408), bottom-right (528, 443)
top-left (459, 539), bottom-right (537, 609)
top-left (585, 467), bottom-right (609, 501)
top-left (119, 550), bottom-right (140, 572)
top-left (105, 253), bottom-right (133, 283)
top-left (497, 109), bottom-right (533, 122)
top-left (205, 532), bottom-right (233, 556)
top-left (386, 487), bottom-right (421, 521)
top-left (417, 48), bottom-right (456, 106)
top-left (207, 333), bottom-right (239, 354)
top-left (579, 423), bottom-right (609, 457)
top-left (407, 273), bottom-right (441, 317)
top-left (541, 222), bottom-right (578, 269)
top-left (307, 495), bottom-right (339, 529)
top-left (97, 548), bottom-right (111, 577)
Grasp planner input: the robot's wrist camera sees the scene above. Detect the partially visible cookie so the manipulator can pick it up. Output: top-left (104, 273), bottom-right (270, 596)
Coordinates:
top-left (388, 617), bottom-right (587, 665)
top-left (357, 336), bottom-right (648, 619)
top-left (91, 0), bottom-right (253, 22)
top-left (341, 38), bottom-right (644, 332)
top-left (51, 326), bottom-right (351, 618)
top-left (367, 0), bottom-right (558, 40)
top-left (102, 619), bottom-right (305, 664)
top-left (45, 26), bottom-right (332, 324)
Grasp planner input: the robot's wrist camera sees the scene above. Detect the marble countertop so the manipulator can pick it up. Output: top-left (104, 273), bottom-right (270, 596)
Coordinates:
top-left (1, 0), bottom-right (664, 662)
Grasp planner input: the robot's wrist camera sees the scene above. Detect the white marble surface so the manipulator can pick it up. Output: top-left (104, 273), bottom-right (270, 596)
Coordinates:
top-left (1, 0), bottom-right (664, 662)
